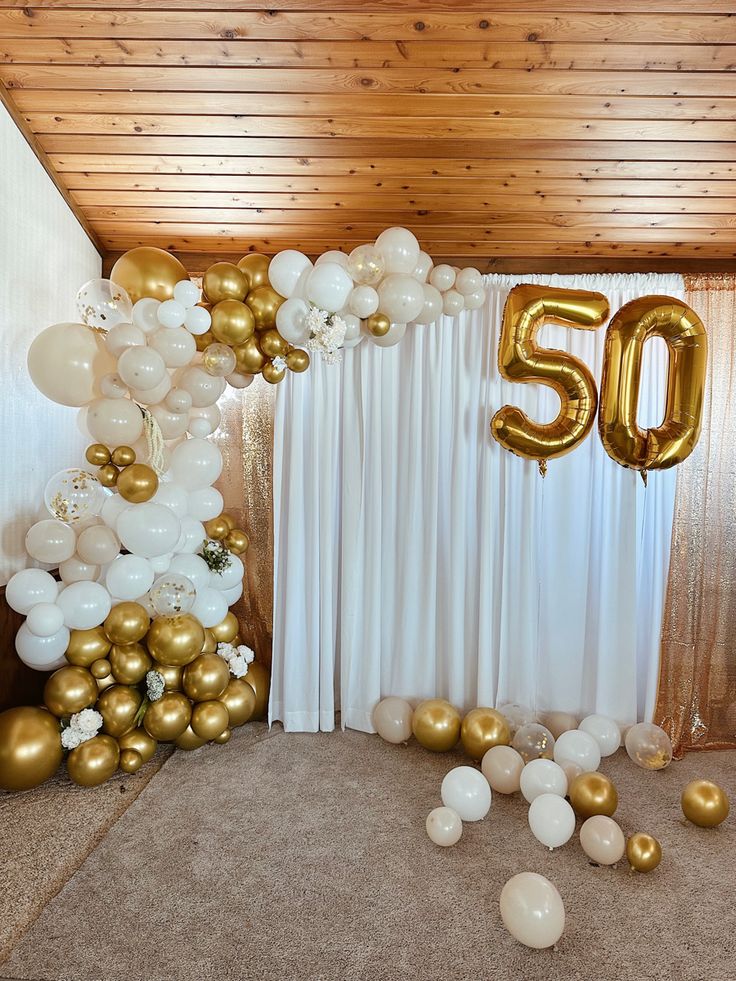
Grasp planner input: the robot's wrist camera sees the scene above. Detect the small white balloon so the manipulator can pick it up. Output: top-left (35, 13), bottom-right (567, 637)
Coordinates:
top-left (315, 250), bottom-right (349, 268)
top-left (209, 553), bottom-right (244, 592)
top-left (528, 793), bottom-right (576, 850)
top-left (76, 524), bottom-right (120, 566)
top-left (276, 296), bottom-right (310, 346)
top-left (26, 602), bottom-right (65, 638)
top-left (348, 285), bottom-right (379, 319)
top-left (464, 288), bottom-right (486, 311)
top-left (168, 552), bottom-right (211, 591)
top-left (455, 267), bottom-right (483, 296)
top-left (132, 297), bottom-right (161, 334)
top-left (221, 582), bottom-right (243, 605)
top-left (15, 623), bottom-right (69, 671)
top-left (150, 404), bottom-right (189, 440)
top-left (226, 371), bottom-right (254, 390)
top-left (426, 806), bottom-right (463, 847)
top-left (442, 290), bottom-right (465, 317)
top-left (59, 556), bottom-right (100, 584)
top-left (105, 322), bottom-right (145, 358)
top-left (371, 696), bottom-right (413, 744)
top-left (440, 765), bottom-right (492, 822)
top-left (100, 373), bottom-right (128, 399)
top-left (413, 250), bottom-right (433, 283)
top-left (429, 264), bottom-right (456, 292)
top-left (105, 554), bottom-right (155, 600)
top-left (174, 516), bottom-right (207, 554)
top-left (190, 585), bottom-right (228, 628)
top-left (580, 815), bottom-right (626, 865)
top-left (184, 305), bottom-right (211, 335)
top-left (173, 280), bottom-right (200, 308)
top-left (117, 346), bottom-right (167, 391)
top-left (414, 283), bottom-right (443, 325)
top-left (178, 366), bottom-right (225, 408)
top-left (166, 388), bottom-right (193, 414)
top-left (520, 758), bottom-right (568, 803)
top-left (157, 298), bottom-right (187, 329)
top-left (578, 714), bottom-right (621, 757)
top-left (187, 486), bottom-right (224, 521)
top-left (86, 397), bottom-right (144, 447)
top-left (481, 745), bottom-right (525, 794)
top-left (100, 493), bottom-right (129, 530)
top-left (130, 374), bottom-right (172, 407)
top-left (56, 580), bottom-right (111, 630)
top-left (553, 729), bottom-right (601, 774)
top-left (6, 568), bottom-right (59, 614)
top-left (149, 553), bottom-right (172, 574)
top-left (149, 326), bottom-right (197, 368)
top-left (377, 274), bottom-right (425, 324)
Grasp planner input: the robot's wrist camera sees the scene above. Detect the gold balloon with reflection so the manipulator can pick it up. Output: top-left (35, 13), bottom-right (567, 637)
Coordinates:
top-left (85, 443), bottom-right (110, 466)
top-left (210, 612), bottom-right (239, 644)
top-left (234, 336), bottom-right (267, 375)
top-left (120, 749), bottom-right (143, 774)
top-left (111, 445), bottom-right (136, 467)
top-left (247, 286), bottom-right (285, 330)
top-left (175, 725), bottom-right (207, 751)
top-left (366, 312), bottom-right (391, 337)
top-left (220, 678), bottom-right (256, 727)
top-left (183, 653), bottom-right (230, 703)
top-left (195, 328), bottom-right (215, 353)
top-left (91, 658), bottom-right (112, 679)
top-left (262, 361), bottom-right (287, 385)
top-left (203, 262), bottom-right (248, 303)
top-left (116, 463), bottom-right (158, 504)
top-left (460, 707), bottom-right (511, 761)
top-left (43, 665), bottom-right (98, 717)
top-left (681, 779), bottom-right (730, 828)
top-left (97, 464), bottom-right (119, 488)
top-left (202, 629), bottom-right (218, 654)
top-left (286, 349), bottom-right (310, 373)
top-left (225, 529), bottom-right (248, 554)
top-left (118, 726), bottom-right (157, 764)
top-left (0, 706), bottom-right (63, 792)
top-left (154, 661), bottom-right (183, 691)
top-left (237, 253), bottom-right (270, 291)
top-left (110, 247), bottom-right (188, 304)
top-left (204, 516), bottom-right (230, 541)
top-left (97, 684), bottom-right (143, 738)
top-left (211, 299), bottom-right (255, 346)
top-left (95, 667), bottom-right (116, 692)
top-left (244, 661), bottom-right (270, 721)
top-left (144, 691), bottom-right (192, 742)
top-left (412, 699), bottom-right (461, 752)
top-left (146, 614), bottom-right (205, 666)
top-left (214, 728), bottom-right (232, 745)
top-left (67, 734), bottom-right (120, 787)
top-left (626, 832), bottom-right (662, 873)
top-left (259, 329), bottom-right (289, 359)
top-left (104, 602), bottom-right (150, 646)
top-left (109, 643), bottom-right (153, 685)
top-left (191, 699), bottom-right (230, 741)
top-left (66, 625), bottom-right (112, 666)
top-left (569, 772), bottom-right (618, 819)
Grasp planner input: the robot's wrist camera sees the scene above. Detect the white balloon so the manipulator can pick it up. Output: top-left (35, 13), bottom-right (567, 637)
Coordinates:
top-left (187, 486), bottom-right (224, 521)
top-left (117, 503), bottom-right (181, 558)
top-left (6, 568), bottom-right (59, 614)
top-left (173, 280), bottom-right (200, 308)
top-left (152, 481), bottom-right (189, 518)
top-left (150, 404), bottom-right (189, 440)
top-left (578, 715), bottom-right (621, 757)
top-left (553, 729), bottom-right (601, 774)
top-left (221, 582), bottom-right (243, 605)
top-left (190, 586), bottom-right (228, 628)
top-left (371, 322), bottom-right (406, 348)
top-left (26, 602), bottom-right (65, 638)
top-left (25, 519), bottom-right (76, 564)
top-left (188, 403), bottom-right (221, 438)
top-left (149, 326), bottom-right (196, 368)
top-left (129, 374), bottom-right (172, 407)
top-left (348, 285), bottom-right (379, 319)
top-left (440, 765), bottom-right (492, 822)
top-left (157, 298), bottom-right (186, 329)
top-left (528, 793), bottom-right (576, 850)
top-left (426, 806), bottom-right (463, 847)
top-left (170, 438), bottom-right (223, 490)
top-left (76, 524), bottom-right (120, 565)
top-left (209, 553), bottom-right (244, 591)
top-left (166, 552), bottom-right (209, 591)
top-left (315, 250), bottom-right (349, 268)
top-left (15, 622), bottom-right (69, 671)
top-left (149, 552), bottom-right (172, 574)
top-left (105, 554), bottom-right (155, 600)
top-left (175, 516), bottom-right (206, 554)
top-left (342, 313), bottom-right (361, 344)
top-left (455, 267), bottom-right (483, 296)
top-left (413, 250), bottom-right (433, 283)
top-left (105, 322), bottom-right (145, 357)
top-left (275, 296), bottom-right (310, 346)
top-left (100, 373), bottom-right (128, 399)
top-left (166, 388), bottom-right (193, 414)
top-left (374, 226), bottom-right (420, 275)
top-left (132, 297), bottom-right (161, 334)
top-left (226, 371), bottom-right (254, 390)
top-left (464, 288), bottom-right (486, 311)
top-left (59, 556), bottom-right (100, 584)
top-left (184, 305), bottom-right (211, 335)
top-left (500, 872), bottom-right (565, 949)
top-left (268, 250), bottom-right (313, 299)
top-left (86, 397), bottom-right (144, 446)
top-left (429, 264), bottom-right (456, 292)
top-left (414, 283), bottom-right (443, 325)
top-left (520, 758), bottom-right (568, 803)
top-left (305, 262), bottom-right (353, 313)
top-left (442, 290), bottom-right (465, 317)
top-left (117, 345), bottom-right (167, 391)
top-left (100, 493), bottom-right (129, 530)
top-left (178, 366), bottom-right (225, 407)
top-left (377, 274), bottom-right (425, 324)
top-left (56, 580), bottom-right (112, 630)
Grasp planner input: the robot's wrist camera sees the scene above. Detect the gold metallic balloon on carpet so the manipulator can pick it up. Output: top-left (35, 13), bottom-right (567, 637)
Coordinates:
top-left (0, 706), bottom-right (63, 792)
top-left (67, 734), bottom-right (120, 787)
top-left (626, 832), bottom-right (662, 873)
top-left (118, 727), bottom-right (157, 764)
top-left (104, 602), bottom-right (150, 646)
top-left (146, 614), bottom-right (205, 666)
top-left (66, 625), bottom-right (111, 666)
top-left (460, 707), bottom-right (510, 761)
top-left (183, 653), bottom-right (230, 702)
top-left (175, 725), bottom-right (207, 751)
top-left (681, 779), bottom-right (730, 828)
top-left (569, 772), bottom-right (618, 819)
top-left (144, 692), bottom-right (192, 742)
top-left (119, 748), bottom-right (143, 774)
top-left (97, 685), bottom-right (143, 738)
top-left (43, 665), bottom-right (98, 717)
top-left (220, 678), bottom-right (256, 727)
top-left (110, 247), bottom-right (188, 304)
top-left (191, 699), bottom-right (230, 740)
top-left (412, 699), bottom-right (461, 752)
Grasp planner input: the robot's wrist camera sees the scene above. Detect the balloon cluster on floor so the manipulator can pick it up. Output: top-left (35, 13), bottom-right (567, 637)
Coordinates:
top-left (373, 697), bottom-right (730, 950)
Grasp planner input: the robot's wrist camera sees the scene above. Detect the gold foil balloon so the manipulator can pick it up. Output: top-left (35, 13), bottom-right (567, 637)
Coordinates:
top-left (119, 748), bottom-right (143, 773)
top-left (412, 699), bottom-right (461, 752)
top-left (225, 529), bottom-right (249, 554)
top-left (66, 625), bottom-right (112, 666)
top-left (221, 512), bottom-right (237, 531)
top-left (104, 602), bottom-right (150, 646)
top-left (118, 726), bottom-right (157, 764)
top-left (214, 728), bottom-right (232, 745)
top-left (96, 667), bottom-right (116, 692)
top-left (286, 349), bottom-right (310, 373)
top-left (599, 297), bottom-right (707, 472)
top-left (220, 678), bottom-right (256, 727)
top-left (116, 463), bottom-right (158, 504)
top-left (204, 516), bottom-right (229, 541)
top-left (67, 734), bottom-right (120, 787)
top-left (234, 336), bottom-right (267, 375)
top-left (202, 629), bottom-right (218, 654)
top-left (681, 779), bottom-right (730, 828)
top-left (511, 722), bottom-right (555, 763)
top-left (491, 284), bottom-right (609, 467)
top-left (85, 443), bottom-right (110, 466)
top-left (175, 725), bottom-right (207, 751)
top-left (203, 262), bottom-right (248, 303)
top-left (246, 286), bottom-right (285, 330)
top-left (259, 329), bottom-right (289, 359)
top-left (111, 445), bottom-right (136, 467)
top-left (366, 312), bottom-right (391, 337)
top-left (109, 643), bottom-right (153, 685)
top-left (244, 661), bottom-right (270, 721)
top-left (210, 612), bottom-right (239, 644)
top-left (195, 328), bottom-right (215, 352)
top-left (91, 658), bottom-right (112, 679)
top-left (146, 614), bottom-right (205, 666)
top-left (153, 661), bottom-right (183, 691)
top-left (191, 699), bottom-right (230, 740)
top-left (237, 253), bottom-right (270, 290)
top-left (460, 707), bottom-right (511, 761)
top-left (0, 707), bottom-right (63, 791)
top-left (97, 463), bottom-right (119, 488)
top-left (211, 299), bottom-right (255, 345)
top-left (262, 361), bottom-right (287, 385)
top-left (626, 832), bottom-right (662, 873)
top-left (624, 722), bottom-right (673, 770)
top-left (43, 665), bottom-right (98, 717)
top-left (97, 685), bottom-right (143, 738)
top-left (144, 691), bottom-right (192, 741)
top-left (182, 653), bottom-right (230, 702)
top-left (569, 772), bottom-right (618, 819)
top-left (111, 247), bottom-right (188, 304)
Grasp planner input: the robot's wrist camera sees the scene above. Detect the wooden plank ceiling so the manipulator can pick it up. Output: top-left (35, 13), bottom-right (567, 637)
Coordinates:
top-left (1, 0), bottom-right (735, 274)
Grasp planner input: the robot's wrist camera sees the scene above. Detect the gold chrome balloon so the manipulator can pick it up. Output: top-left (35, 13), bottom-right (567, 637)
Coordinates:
top-left (259, 329), bottom-right (289, 359)
top-left (246, 286), bottom-right (284, 330)
top-left (220, 678), bottom-right (256, 727)
top-left (286, 349), bottom-right (310, 373)
top-left (202, 628), bottom-right (218, 654)
top-left (91, 658), bottom-right (112, 679)
top-left (97, 463), bottom-right (119, 488)
top-left (210, 298), bottom-right (255, 345)
top-left (44, 665), bottom-right (98, 717)
top-left (491, 285), bottom-right (609, 466)
top-left (109, 643), bottom-right (153, 685)
top-left (104, 602), bottom-right (150, 646)
top-left (116, 463), bottom-right (158, 504)
top-left (460, 707), bottom-right (510, 761)
top-left (111, 445), bottom-right (136, 467)
top-left (237, 253), bottom-right (270, 291)
top-left (110, 247), bottom-right (188, 304)
top-left (183, 653), bottom-right (230, 702)
top-left (146, 614), bottom-right (205, 666)
top-left (66, 625), bottom-right (112, 666)
top-left (203, 262), bottom-right (248, 304)
top-left (210, 612), bottom-right (239, 644)
top-left (569, 772), bottom-right (618, 819)
top-left (366, 312), bottom-right (390, 337)
top-left (626, 832), bottom-right (662, 873)
top-left (234, 336), bottom-right (267, 375)
top-left (67, 734), bottom-right (120, 787)
top-left (97, 684), bottom-right (143, 738)
top-left (214, 728), bottom-right (232, 745)
top-left (85, 443), bottom-right (110, 466)
top-left (175, 724), bottom-right (207, 751)
top-left (262, 361), bottom-right (287, 385)
top-left (153, 661), bottom-right (183, 691)
top-left (221, 512), bottom-right (237, 531)
top-left (681, 779), bottom-right (730, 828)
top-left (599, 297), bottom-right (707, 472)
top-left (244, 661), bottom-right (270, 721)
top-left (118, 726), bottom-right (157, 764)
top-left (204, 515), bottom-right (230, 541)
top-left (119, 748), bottom-right (143, 773)
top-left (195, 328), bottom-right (215, 353)
top-left (412, 699), bottom-right (461, 752)
top-left (224, 529), bottom-right (248, 554)
top-left (0, 706), bottom-right (63, 792)
top-left (144, 691), bottom-right (192, 741)
top-left (191, 699), bottom-right (230, 740)
top-left (96, 667), bottom-right (116, 692)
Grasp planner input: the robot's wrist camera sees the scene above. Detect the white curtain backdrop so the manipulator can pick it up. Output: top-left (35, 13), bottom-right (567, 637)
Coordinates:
top-left (271, 273), bottom-right (683, 733)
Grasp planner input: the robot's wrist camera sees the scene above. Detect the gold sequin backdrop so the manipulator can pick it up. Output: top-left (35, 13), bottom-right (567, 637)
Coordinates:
top-left (655, 275), bottom-right (736, 755)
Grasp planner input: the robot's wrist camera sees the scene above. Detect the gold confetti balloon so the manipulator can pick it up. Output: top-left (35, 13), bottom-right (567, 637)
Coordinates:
top-left (511, 723), bottom-right (555, 763)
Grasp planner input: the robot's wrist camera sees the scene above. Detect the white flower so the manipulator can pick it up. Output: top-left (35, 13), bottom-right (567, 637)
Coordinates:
top-left (74, 708), bottom-right (103, 735)
top-left (217, 641), bottom-right (236, 661)
top-left (237, 644), bottom-right (255, 666)
top-left (61, 728), bottom-right (83, 750)
top-left (272, 355), bottom-right (288, 374)
top-left (146, 670), bottom-right (165, 701)
top-left (217, 641), bottom-right (255, 677)
top-left (306, 306), bottom-right (347, 364)
top-left (228, 653), bottom-right (248, 678)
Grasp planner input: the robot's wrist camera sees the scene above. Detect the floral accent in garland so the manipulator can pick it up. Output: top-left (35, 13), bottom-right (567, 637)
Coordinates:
top-left (305, 306), bottom-right (347, 365)
top-left (199, 538), bottom-right (233, 575)
top-left (217, 641), bottom-right (255, 678)
top-left (60, 708), bottom-right (103, 750)
top-left (146, 670), bottom-right (165, 702)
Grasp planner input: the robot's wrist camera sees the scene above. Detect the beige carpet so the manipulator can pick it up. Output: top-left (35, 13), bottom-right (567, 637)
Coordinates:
top-left (1, 726), bottom-right (735, 981)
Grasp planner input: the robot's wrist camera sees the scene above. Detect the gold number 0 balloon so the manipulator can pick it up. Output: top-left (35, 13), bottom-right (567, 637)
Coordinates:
top-left (599, 297), bottom-right (706, 473)
top-left (491, 285), bottom-right (610, 471)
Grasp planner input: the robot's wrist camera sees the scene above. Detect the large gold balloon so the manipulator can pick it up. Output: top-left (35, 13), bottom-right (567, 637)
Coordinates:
top-left (143, 691), bottom-right (192, 741)
top-left (97, 684), bottom-right (143, 738)
top-left (110, 247), bottom-right (188, 304)
top-left (67, 734), bottom-right (120, 787)
top-left (220, 678), bottom-right (256, 727)
top-left (153, 661), bottom-right (184, 691)
top-left (44, 665), bottom-right (98, 717)
top-left (104, 602), bottom-right (150, 645)
top-left (109, 643), bottom-right (153, 685)
top-left (286, 349), bottom-right (310, 373)
top-left (203, 262), bottom-right (248, 304)
top-left (681, 779), bottom-right (730, 828)
top-left (66, 625), bottom-right (111, 666)
top-left (599, 297), bottom-right (707, 472)
top-left (569, 772), bottom-right (618, 819)
top-left (237, 253), bottom-right (270, 291)
top-left (116, 463), bottom-right (158, 504)
top-left (210, 612), bottom-right (239, 644)
top-left (234, 336), bottom-right (267, 375)
top-left (85, 443), bottom-right (110, 466)
top-left (146, 614), bottom-right (205, 666)
top-left (175, 725), bottom-right (207, 751)
top-left (626, 832), bottom-right (662, 873)
top-left (246, 286), bottom-right (284, 330)
top-left (262, 360), bottom-right (287, 385)
top-left (366, 312), bottom-right (390, 337)
top-left (460, 707), bottom-right (511, 761)
top-left (412, 699), bottom-right (461, 752)
top-left (182, 653), bottom-right (230, 702)
top-left (211, 299), bottom-right (255, 345)
top-left (491, 284), bottom-right (609, 467)
top-left (119, 749), bottom-right (143, 774)
top-left (118, 726), bottom-right (157, 764)
top-left (191, 699), bottom-right (230, 740)
top-left (0, 706), bottom-right (63, 791)
top-left (259, 328), bottom-right (289, 359)
top-left (244, 661), bottom-right (270, 721)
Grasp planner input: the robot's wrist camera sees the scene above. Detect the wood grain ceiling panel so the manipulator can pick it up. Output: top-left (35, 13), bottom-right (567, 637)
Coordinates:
top-left (0, 0), bottom-right (734, 271)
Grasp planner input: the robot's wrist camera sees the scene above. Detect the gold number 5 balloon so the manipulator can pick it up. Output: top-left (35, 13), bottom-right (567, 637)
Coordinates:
top-left (598, 297), bottom-right (707, 473)
top-left (491, 285), bottom-right (610, 472)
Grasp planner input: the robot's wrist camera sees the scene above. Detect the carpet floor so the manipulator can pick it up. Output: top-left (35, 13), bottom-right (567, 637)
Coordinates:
top-left (1, 725), bottom-right (735, 981)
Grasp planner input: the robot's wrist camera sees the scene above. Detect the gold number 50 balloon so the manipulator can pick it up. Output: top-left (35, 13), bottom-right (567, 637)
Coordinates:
top-left (598, 297), bottom-right (707, 473)
top-left (491, 284), bottom-right (610, 471)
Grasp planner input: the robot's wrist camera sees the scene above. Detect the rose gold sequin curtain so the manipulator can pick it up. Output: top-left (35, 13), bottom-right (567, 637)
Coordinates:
top-left (654, 274), bottom-right (736, 755)
top-left (213, 377), bottom-right (275, 667)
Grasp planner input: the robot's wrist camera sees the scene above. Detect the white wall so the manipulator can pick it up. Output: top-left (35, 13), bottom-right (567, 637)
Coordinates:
top-left (0, 103), bottom-right (101, 583)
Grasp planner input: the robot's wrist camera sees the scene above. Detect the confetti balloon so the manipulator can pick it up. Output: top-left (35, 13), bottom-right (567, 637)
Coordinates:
top-left (44, 469), bottom-right (105, 524)
top-left (76, 278), bottom-right (133, 331)
top-left (624, 722), bottom-right (673, 770)
top-left (149, 574), bottom-right (197, 617)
